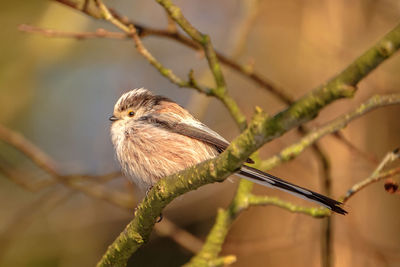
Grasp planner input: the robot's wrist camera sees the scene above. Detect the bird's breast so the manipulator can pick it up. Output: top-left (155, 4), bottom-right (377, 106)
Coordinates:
top-left (111, 123), bottom-right (219, 190)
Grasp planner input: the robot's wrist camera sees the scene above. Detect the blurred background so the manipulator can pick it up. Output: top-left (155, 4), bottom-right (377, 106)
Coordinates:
top-left (1, 0), bottom-right (400, 266)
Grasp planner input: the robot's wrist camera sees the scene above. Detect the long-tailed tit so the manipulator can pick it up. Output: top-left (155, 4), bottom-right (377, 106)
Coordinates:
top-left (109, 88), bottom-right (347, 215)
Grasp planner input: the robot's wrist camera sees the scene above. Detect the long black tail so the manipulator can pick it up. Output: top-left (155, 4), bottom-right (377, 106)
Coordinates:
top-left (238, 165), bottom-right (347, 215)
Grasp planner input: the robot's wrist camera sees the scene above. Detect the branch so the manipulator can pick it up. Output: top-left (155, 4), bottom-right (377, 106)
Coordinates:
top-left (18, 24), bottom-right (132, 39)
top-left (343, 148), bottom-right (400, 203)
top-left (0, 124), bottom-right (203, 255)
top-left (38, 2), bottom-right (400, 265)
top-left (93, 0), bottom-right (199, 90)
top-left (34, 1), bottom-right (376, 162)
top-left (0, 188), bottom-right (73, 262)
top-left (155, 0), bottom-right (247, 129)
top-left (183, 24), bottom-right (400, 266)
top-left (47, 0), bottom-right (245, 129)
top-left (58, 0), bottom-right (244, 129)
top-left (256, 94), bottom-right (400, 171)
top-left (97, 20), bottom-right (400, 263)
top-left (248, 194), bottom-right (331, 217)
top-left (186, 92), bottom-right (400, 266)
top-left (25, 5), bottom-right (368, 265)
top-left (0, 124), bottom-right (58, 176)
top-left (49, 0), bottom-right (290, 106)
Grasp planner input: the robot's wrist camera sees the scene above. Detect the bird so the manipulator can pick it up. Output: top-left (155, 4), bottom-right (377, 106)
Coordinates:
top-left (109, 88), bottom-right (347, 215)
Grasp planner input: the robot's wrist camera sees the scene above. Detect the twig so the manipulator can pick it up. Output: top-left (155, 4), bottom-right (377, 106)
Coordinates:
top-left (186, 93), bottom-right (400, 266)
top-left (155, 0), bottom-right (247, 130)
top-left (0, 162), bottom-right (56, 191)
top-left (0, 188), bottom-right (73, 262)
top-left (0, 123), bottom-right (122, 190)
top-left (343, 148), bottom-right (400, 202)
top-left (53, 0), bottom-right (247, 130)
top-left (30, 1), bottom-right (382, 167)
top-left (256, 94), bottom-right (400, 171)
top-left (229, 0), bottom-right (261, 58)
top-left (19, 22), bottom-right (376, 164)
top-left (0, 124), bottom-right (58, 176)
top-left (60, 174), bottom-right (135, 209)
top-left (49, 0), bottom-right (286, 106)
top-left (247, 194), bottom-right (331, 217)
top-left (185, 24), bottom-right (400, 266)
top-left (93, 1), bottom-right (191, 87)
top-left (21, 6), bottom-right (365, 265)
top-left (0, 124), bottom-right (204, 255)
top-left (164, 8), bottom-right (178, 34)
top-left (38, 2), bottom-right (400, 265)
top-left (18, 24), bottom-right (131, 39)
top-left (184, 254), bottom-right (237, 267)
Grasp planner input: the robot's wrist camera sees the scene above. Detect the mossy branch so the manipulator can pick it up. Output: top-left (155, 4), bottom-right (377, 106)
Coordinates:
top-left (256, 94), bottom-right (400, 171)
top-left (97, 20), bottom-right (400, 264)
top-left (155, 0), bottom-right (247, 130)
top-left (40, 2), bottom-right (400, 265)
top-left (184, 23), bottom-right (400, 266)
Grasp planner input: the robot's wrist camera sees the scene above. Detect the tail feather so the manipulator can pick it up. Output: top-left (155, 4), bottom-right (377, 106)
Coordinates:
top-left (238, 165), bottom-right (347, 215)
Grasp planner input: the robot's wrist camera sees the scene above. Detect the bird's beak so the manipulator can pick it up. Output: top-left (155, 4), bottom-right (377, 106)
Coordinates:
top-left (109, 115), bottom-right (119, 122)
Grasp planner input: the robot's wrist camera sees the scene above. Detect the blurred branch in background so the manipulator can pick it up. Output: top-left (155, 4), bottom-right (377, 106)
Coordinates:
top-left (255, 94), bottom-right (400, 172)
top-left (0, 187), bottom-right (74, 262)
top-left (49, 0), bottom-right (289, 105)
top-left (0, 124), bottom-right (58, 176)
top-left (154, 0), bottom-right (248, 130)
top-left (94, 11), bottom-right (400, 267)
top-left (17, 4), bottom-right (347, 266)
top-left (18, 24), bottom-right (133, 40)
top-left (3, 91), bottom-right (394, 263)
top-left (0, 124), bottom-right (204, 257)
top-left (11, 0), bottom-right (400, 267)
top-left (186, 94), bottom-right (400, 267)
top-left (19, 7), bottom-right (380, 233)
top-left (23, 1), bottom-right (377, 168)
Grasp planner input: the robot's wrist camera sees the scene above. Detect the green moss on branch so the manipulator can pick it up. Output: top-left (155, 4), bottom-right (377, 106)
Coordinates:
top-left (97, 20), bottom-right (400, 267)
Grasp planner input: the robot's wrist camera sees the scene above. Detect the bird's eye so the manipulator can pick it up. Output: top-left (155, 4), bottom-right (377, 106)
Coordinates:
top-left (128, 111), bottom-right (135, 117)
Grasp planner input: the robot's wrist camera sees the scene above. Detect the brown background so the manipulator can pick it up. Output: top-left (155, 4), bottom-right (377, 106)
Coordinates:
top-left (0, 0), bottom-right (399, 266)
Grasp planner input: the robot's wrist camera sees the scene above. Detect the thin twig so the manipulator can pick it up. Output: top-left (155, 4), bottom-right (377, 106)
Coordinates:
top-left (43, 0), bottom-right (384, 165)
top-left (0, 124), bottom-right (204, 254)
top-left (93, 0), bottom-right (210, 94)
top-left (25, 4), bottom-right (378, 163)
top-left (34, 1), bottom-right (400, 266)
top-left (19, 24), bottom-right (131, 39)
top-left (247, 194), bottom-right (331, 217)
top-left (343, 148), bottom-right (400, 202)
top-left (0, 163), bottom-right (56, 191)
top-left (0, 124), bottom-right (58, 176)
top-left (185, 23), bottom-right (400, 266)
top-left (49, 0), bottom-right (285, 106)
top-left (155, 0), bottom-right (247, 130)
top-left (256, 94), bottom-right (400, 171)
top-left (0, 188), bottom-right (73, 262)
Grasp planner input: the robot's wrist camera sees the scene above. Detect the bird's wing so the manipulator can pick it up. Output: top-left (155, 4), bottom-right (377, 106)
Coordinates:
top-left (139, 114), bottom-right (254, 163)
top-left (139, 113), bottom-right (346, 215)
